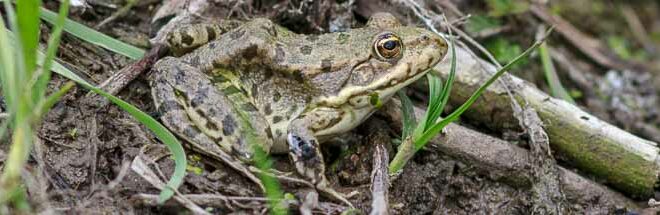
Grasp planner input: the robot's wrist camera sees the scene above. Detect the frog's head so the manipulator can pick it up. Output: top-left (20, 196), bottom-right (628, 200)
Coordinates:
top-left (315, 13), bottom-right (448, 109)
top-left (306, 13), bottom-right (448, 136)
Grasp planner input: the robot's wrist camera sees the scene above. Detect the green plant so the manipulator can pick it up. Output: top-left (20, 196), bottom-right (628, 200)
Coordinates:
top-left (486, 0), bottom-right (529, 17)
top-left (0, 0), bottom-right (71, 210)
top-left (389, 29), bottom-right (552, 174)
top-left (538, 38), bottom-right (574, 103)
top-left (486, 37), bottom-right (528, 68)
top-left (0, 0), bottom-right (186, 209)
top-left (465, 15), bottom-right (502, 35)
top-left (3, 2), bottom-right (287, 213)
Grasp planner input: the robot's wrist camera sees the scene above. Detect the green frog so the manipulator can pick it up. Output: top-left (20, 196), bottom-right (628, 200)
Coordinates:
top-left (150, 13), bottom-right (448, 206)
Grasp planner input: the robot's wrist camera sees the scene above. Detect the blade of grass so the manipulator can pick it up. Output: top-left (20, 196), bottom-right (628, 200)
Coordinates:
top-left (0, 1), bottom-right (44, 209)
top-left (411, 74), bottom-right (442, 140)
top-left (435, 37), bottom-right (458, 117)
top-left (390, 28), bottom-right (554, 174)
top-left (16, 0), bottom-right (41, 85)
top-left (33, 0), bottom-right (70, 104)
top-left (4, 26), bottom-right (185, 202)
top-left (398, 90), bottom-right (417, 140)
top-left (416, 30), bottom-right (551, 148)
top-left (0, 13), bottom-right (17, 114)
top-left (39, 7), bottom-right (145, 60)
top-left (35, 81), bottom-right (75, 120)
top-left (539, 39), bottom-right (574, 104)
top-left (413, 39), bottom-right (457, 149)
top-left (49, 57), bottom-right (186, 202)
top-left (253, 146), bottom-right (286, 215)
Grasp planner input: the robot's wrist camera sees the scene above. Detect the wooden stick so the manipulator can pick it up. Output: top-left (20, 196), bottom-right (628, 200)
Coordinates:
top-left (429, 44), bottom-right (659, 198)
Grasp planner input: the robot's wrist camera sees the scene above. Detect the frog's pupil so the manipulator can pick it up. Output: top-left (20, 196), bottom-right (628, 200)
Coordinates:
top-left (383, 40), bottom-right (397, 50)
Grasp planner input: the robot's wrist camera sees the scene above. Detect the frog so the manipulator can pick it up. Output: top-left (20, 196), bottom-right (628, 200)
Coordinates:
top-left (150, 12), bottom-right (448, 206)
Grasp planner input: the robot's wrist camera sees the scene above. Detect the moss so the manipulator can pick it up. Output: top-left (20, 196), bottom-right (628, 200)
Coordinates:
top-left (538, 104), bottom-right (656, 198)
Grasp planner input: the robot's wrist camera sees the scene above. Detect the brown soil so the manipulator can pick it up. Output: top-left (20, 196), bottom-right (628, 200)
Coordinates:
top-left (3, 0), bottom-right (659, 214)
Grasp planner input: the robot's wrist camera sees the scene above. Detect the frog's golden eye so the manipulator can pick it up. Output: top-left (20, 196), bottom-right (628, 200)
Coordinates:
top-left (373, 33), bottom-right (402, 59)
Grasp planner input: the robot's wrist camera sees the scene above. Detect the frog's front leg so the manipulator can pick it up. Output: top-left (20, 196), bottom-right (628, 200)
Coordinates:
top-left (288, 108), bottom-right (353, 207)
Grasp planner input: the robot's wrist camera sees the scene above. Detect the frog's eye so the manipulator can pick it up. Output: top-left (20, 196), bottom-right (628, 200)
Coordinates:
top-left (373, 33), bottom-right (403, 59)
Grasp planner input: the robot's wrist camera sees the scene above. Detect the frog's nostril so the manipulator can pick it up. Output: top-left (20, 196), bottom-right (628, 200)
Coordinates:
top-left (421, 35), bottom-right (430, 41)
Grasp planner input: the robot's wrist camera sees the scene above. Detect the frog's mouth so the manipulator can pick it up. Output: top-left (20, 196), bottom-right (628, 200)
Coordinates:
top-left (319, 46), bottom-right (444, 109)
top-left (312, 48), bottom-right (445, 137)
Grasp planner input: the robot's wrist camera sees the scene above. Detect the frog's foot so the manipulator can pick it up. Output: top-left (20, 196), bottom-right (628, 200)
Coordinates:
top-left (287, 132), bottom-right (354, 208)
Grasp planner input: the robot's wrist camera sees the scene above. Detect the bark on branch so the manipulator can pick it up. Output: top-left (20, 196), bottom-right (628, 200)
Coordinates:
top-left (428, 44), bottom-right (660, 198)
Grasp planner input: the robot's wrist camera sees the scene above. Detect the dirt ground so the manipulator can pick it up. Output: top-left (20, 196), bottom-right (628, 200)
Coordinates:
top-left (2, 0), bottom-right (660, 214)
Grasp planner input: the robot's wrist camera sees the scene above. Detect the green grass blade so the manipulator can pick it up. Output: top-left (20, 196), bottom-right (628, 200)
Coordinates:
top-left (35, 81), bottom-right (74, 120)
top-left (32, 42), bottom-right (184, 202)
top-left (415, 32), bottom-right (549, 148)
top-left (4, 22), bottom-right (183, 202)
top-left (39, 7), bottom-right (145, 60)
top-left (0, 14), bottom-right (17, 114)
top-left (33, 0), bottom-right (69, 101)
top-left (411, 75), bottom-right (442, 140)
top-left (397, 90), bottom-right (417, 140)
top-left (412, 39), bottom-right (456, 149)
top-left (253, 146), bottom-right (286, 215)
top-left (539, 40), bottom-right (574, 104)
top-left (34, 0), bottom-right (70, 103)
top-left (52, 60), bottom-right (185, 201)
top-left (435, 38), bottom-right (457, 119)
top-left (16, 0), bottom-right (41, 83)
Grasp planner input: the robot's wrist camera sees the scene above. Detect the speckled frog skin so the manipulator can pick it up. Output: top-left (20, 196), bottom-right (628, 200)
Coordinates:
top-left (151, 13), bottom-right (448, 205)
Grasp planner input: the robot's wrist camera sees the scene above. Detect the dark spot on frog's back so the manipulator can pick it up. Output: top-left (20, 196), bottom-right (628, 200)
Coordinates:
top-left (188, 55), bottom-right (200, 66)
top-left (206, 120), bottom-right (219, 131)
top-left (222, 115), bottom-right (237, 136)
top-left (321, 59), bottom-right (333, 73)
top-left (174, 66), bottom-right (186, 85)
top-left (275, 44), bottom-right (286, 63)
top-left (250, 84), bottom-right (258, 97)
top-left (190, 86), bottom-right (210, 107)
top-left (206, 26), bottom-right (217, 41)
top-left (292, 70), bottom-right (304, 82)
top-left (273, 92), bottom-right (281, 102)
top-left (264, 103), bottom-right (273, 115)
top-left (242, 44), bottom-right (259, 60)
top-left (181, 32), bottom-right (194, 45)
top-left (263, 69), bottom-right (274, 80)
top-left (183, 126), bottom-right (201, 139)
top-left (300, 45), bottom-right (313, 55)
top-left (265, 127), bottom-right (273, 139)
top-left (273, 116), bottom-right (283, 123)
